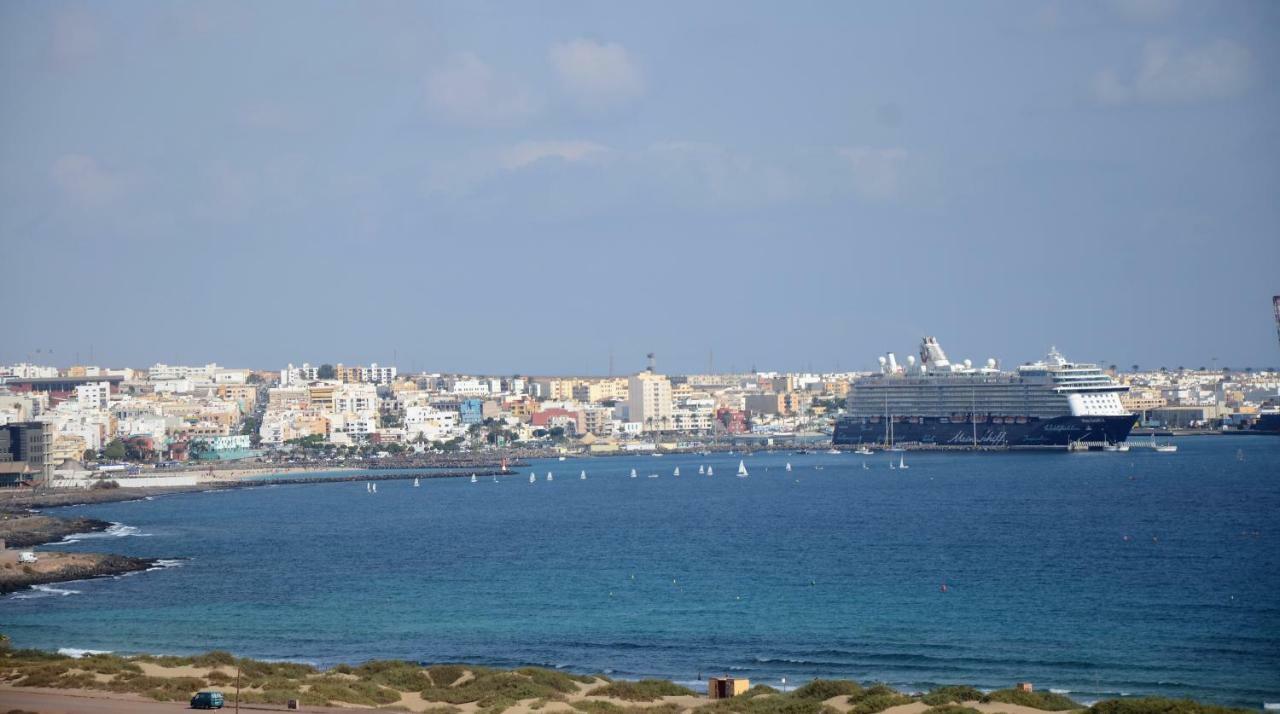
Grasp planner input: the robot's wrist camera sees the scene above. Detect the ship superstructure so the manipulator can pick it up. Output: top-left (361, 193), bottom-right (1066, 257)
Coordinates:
top-left (833, 337), bottom-right (1135, 448)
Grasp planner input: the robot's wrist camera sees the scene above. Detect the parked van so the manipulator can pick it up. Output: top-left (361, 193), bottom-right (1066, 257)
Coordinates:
top-left (17, 552), bottom-right (37, 564)
top-left (190, 690), bottom-right (224, 709)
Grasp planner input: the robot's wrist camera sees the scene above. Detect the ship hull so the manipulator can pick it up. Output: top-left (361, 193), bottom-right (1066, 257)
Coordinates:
top-left (833, 414), bottom-right (1136, 448)
top-left (1249, 413), bottom-right (1280, 435)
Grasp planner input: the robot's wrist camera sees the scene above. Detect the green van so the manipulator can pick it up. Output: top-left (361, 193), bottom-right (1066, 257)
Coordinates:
top-left (190, 690), bottom-right (225, 709)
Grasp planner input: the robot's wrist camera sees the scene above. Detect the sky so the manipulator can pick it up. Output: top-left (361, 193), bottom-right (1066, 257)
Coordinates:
top-left (2, 0), bottom-right (1278, 375)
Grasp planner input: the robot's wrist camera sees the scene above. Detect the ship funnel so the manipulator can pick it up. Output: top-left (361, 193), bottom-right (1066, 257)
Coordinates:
top-left (987, 358), bottom-right (997, 370)
top-left (963, 358), bottom-right (973, 369)
top-left (877, 355), bottom-right (887, 374)
top-left (920, 336), bottom-right (951, 368)
top-left (906, 355), bottom-right (916, 367)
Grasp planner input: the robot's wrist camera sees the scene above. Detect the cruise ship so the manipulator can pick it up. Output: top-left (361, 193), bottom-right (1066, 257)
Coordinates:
top-left (833, 337), bottom-right (1136, 449)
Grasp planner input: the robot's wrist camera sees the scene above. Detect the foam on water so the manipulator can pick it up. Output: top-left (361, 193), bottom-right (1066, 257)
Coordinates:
top-left (11, 584), bottom-right (82, 599)
top-left (58, 647), bottom-right (112, 658)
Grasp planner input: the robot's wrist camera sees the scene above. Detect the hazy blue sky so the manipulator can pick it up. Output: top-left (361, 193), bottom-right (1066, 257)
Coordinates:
top-left (3, 1), bottom-right (1278, 374)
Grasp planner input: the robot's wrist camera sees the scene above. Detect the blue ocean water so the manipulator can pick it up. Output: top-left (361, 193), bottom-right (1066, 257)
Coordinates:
top-left (3, 436), bottom-right (1277, 708)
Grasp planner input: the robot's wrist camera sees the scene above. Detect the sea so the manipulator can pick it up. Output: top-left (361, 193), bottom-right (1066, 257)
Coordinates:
top-left (3, 436), bottom-right (1277, 708)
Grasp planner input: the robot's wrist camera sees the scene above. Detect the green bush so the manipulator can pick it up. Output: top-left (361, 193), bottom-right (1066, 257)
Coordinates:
top-left (923, 706), bottom-right (983, 714)
top-left (586, 679), bottom-right (696, 701)
top-left (77, 654), bottom-right (142, 675)
top-left (205, 671), bottom-right (233, 685)
top-left (739, 684), bottom-right (780, 699)
top-left (427, 664), bottom-right (467, 687)
top-left (1089, 698), bottom-right (1253, 714)
top-left (353, 660), bottom-right (432, 691)
top-left (792, 679), bottom-right (864, 701)
top-left (985, 688), bottom-right (1081, 711)
top-left (516, 667), bottom-right (595, 692)
top-left (306, 677), bottom-right (401, 706)
top-left (705, 696), bottom-right (837, 714)
top-left (421, 671), bottom-right (563, 707)
top-left (848, 692), bottom-right (912, 714)
top-left (921, 686), bottom-right (985, 706)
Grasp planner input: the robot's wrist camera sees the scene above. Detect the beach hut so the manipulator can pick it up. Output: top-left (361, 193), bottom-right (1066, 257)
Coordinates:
top-left (708, 677), bottom-right (751, 700)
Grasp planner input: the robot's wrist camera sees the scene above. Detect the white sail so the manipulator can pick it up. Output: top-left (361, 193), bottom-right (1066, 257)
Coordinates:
top-left (529, 473), bottom-right (536, 483)
top-left (413, 477), bottom-right (420, 487)
top-left (698, 465), bottom-right (705, 475)
top-left (737, 460), bottom-right (748, 477)
top-left (673, 467), bottom-right (680, 477)
top-left (707, 466), bottom-right (714, 476)
top-left (785, 462), bottom-right (792, 472)
top-left (630, 468), bottom-right (637, 478)
top-left (371, 483), bottom-right (377, 493)
top-left (899, 455), bottom-right (908, 469)
top-left (547, 472), bottom-right (554, 481)
top-left (470, 474), bottom-right (477, 483)
top-left (580, 470), bottom-right (587, 480)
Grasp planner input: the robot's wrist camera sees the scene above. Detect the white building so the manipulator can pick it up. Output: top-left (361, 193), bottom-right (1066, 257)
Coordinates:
top-left (403, 405), bottom-right (461, 442)
top-left (75, 381), bottom-right (111, 410)
top-left (628, 371), bottom-right (673, 433)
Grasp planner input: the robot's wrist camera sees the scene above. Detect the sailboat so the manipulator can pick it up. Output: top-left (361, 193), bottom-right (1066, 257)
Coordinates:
top-left (898, 455), bottom-right (908, 470)
top-left (413, 477), bottom-right (420, 487)
top-left (371, 483), bottom-right (377, 493)
top-left (470, 474), bottom-right (477, 483)
top-left (529, 473), bottom-right (536, 483)
top-left (707, 466), bottom-right (714, 476)
top-left (785, 462), bottom-right (792, 472)
top-left (737, 460), bottom-right (749, 478)
top-left (855, 446), bottom-right (873, 455)
top-left (366, 482), bottom-right (372, 493)
top-left (630, 468), bottom-right (637, 479)
top-left (698, 464), bottom-right (705, 475)
top-left (580, 470), bottom-right (587, 480)
top-left (673, 466), bottom-right (680, 477)
top-left (862, 462), bottom-right (869, 470)
top-left (889, 460), bottom-right (896, 470)
top-left (546, 472), bottom-right (553, 481)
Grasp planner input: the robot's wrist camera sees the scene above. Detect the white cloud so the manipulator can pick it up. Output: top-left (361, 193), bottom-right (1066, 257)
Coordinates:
top-left (50, 10), bottom-right (101, 68)
top-left (50, 154), bottom-right (131, 206)
top-left (837, 147), bottom-right (908, 201)
top-left (424, 53), bottom-right (540, 125)
top-left (549, 39), bottom-right (645, 110)
top-left (1110, 0), bottom-right (1180, 23)
top-left (499, 141), bottom-right (609, 171)
top-left (1092, 39), bottom-right (1251, 105)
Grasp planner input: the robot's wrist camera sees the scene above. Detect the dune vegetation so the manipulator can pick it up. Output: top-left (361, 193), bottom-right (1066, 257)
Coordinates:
top-left (0, 637), bottom-right (1257, 714)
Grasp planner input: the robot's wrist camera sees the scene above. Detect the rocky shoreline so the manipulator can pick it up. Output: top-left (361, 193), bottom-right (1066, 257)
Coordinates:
top-left (0, 511), bottom-right (156, 595)
top-left (0, 551), bottom-right (155, 594)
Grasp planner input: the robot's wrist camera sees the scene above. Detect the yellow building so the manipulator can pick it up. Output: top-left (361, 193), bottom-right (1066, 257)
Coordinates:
top-left (707, 678), bottom-right (750, 700)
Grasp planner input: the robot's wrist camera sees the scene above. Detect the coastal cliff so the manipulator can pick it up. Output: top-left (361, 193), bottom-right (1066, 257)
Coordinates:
top-left (0, 512), bottom-right (155, 595)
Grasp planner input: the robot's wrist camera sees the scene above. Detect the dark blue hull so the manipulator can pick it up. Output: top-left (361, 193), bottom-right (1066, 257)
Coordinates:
top-left (1250, 413), bottom-right (1280, 434)
top-left (833, 414), bottom-right (1136, 448)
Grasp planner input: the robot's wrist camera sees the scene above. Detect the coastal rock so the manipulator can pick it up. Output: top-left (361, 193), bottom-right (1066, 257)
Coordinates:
top-left (0, 551), bottom-right (155, 595)
top-left (0, 514), bottom-right (115, 548)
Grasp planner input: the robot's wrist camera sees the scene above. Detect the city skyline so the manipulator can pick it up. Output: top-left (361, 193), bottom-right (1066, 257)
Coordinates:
top-left (3, 1), bottom-right (1279, 373)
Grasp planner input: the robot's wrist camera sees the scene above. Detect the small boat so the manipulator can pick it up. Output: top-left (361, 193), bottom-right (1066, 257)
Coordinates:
top-left (785, 462), bottom-right (792, 472)
top-left (737, 460), bottom-right (749, 478)
top-left (529, 473), bottom-right (536, 483)
top-left (580, 470), bottom-right (587, 480)
top-left (413, 477), bottom-right (420, 487)
top-left (889, 461), bottom-right (896, 470)
top-left (558, 456), bottom-right (566, 461)
top-left (546, 472), bottom-right (553, 481)
top-left (862, 462), bottom-right (868, 470)
top-left (647, 473), bottom-right (659, 478)
top-left (1154, 443), bottom-right (1178, 453)
top-left (898, 455), bottom-right (908, 470)
top-left (826, 448), bottom-right (841, 455)
top-left (630, 468), bottom-right (637, 479)
top-left (707, 466), bottom-right (714, 476)
top-left (1103, 442), bottom-right (1121, 452)
top-left (673, 466), bottom-right (680, 477)
top-left (855, 447), bottom-right (873, 455)
top-left (470, 474), bottom-right (477, 483)
top-left (698, 465), bottom-right (705, 475)
top-left (366, 482), bottom-right (372, 493)
top-left (371, 483), bottom-right (377, 493)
